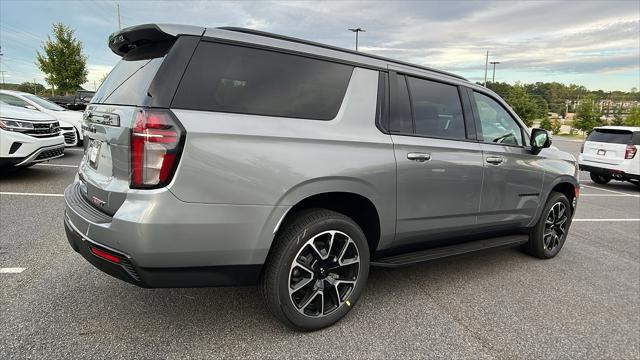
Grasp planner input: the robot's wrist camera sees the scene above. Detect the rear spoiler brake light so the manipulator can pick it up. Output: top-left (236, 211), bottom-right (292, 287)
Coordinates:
top-left (108, 24), bottom-right (205, 56)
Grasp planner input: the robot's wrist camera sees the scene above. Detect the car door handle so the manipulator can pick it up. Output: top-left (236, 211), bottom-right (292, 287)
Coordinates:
top-left (407, 153), bottom-right (431, 162)
top-left (486, 156), bottom-right (504, 165)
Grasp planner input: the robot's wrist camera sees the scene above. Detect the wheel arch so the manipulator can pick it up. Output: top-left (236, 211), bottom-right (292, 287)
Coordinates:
top-left (274, 191), bottom-right (383, 258)
top-left (532, 175), bottom-right (579, 226)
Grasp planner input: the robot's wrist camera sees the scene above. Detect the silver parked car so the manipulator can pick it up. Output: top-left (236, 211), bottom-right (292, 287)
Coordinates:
top-left (64, 24), bottom-right (579, 331)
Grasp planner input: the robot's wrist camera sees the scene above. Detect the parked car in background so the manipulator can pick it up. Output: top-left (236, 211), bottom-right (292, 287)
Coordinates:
top-left (0, 102), bottom-right (65, 168)
top-left (579, 126), bottom-right (640, 186)
top-left (47, 90), bottom-right (95, 111)
top-left (64, 24), bottom-right (580, 331)
top-left (0, 90), bottom-right (84, 146)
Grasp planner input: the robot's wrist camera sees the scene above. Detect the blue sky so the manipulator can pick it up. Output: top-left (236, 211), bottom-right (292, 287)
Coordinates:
top-left (1, 0), bottom-right (638, 91)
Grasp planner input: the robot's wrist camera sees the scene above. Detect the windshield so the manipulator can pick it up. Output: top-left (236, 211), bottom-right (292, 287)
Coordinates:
top-left (23, 94), bottom-right (66, 111)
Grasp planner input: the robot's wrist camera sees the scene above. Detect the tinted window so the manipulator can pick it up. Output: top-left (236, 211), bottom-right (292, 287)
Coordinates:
top-left (0, 94), bottom-right (30, 108)
top-left (587, 129), bottom-right (634, 144)
top-left (92, 57), bottom-right (164, 106)
top-left (407, 77), bottom-right (465, 140)
top-left (473, 92), bottom-right (523, 146)
top-left (389, 74), bottom-right (413, 133)
top-left (375, 72), bottom-right (389, 131)
top-left (172, 42), bottom-right (354, 120)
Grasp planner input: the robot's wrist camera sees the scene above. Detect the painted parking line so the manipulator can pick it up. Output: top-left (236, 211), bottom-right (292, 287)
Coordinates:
top-left (580, 184), bottom-right (636, 196)
top-left (581, 194), bottom-right (640, 197)
top-left (0, 267), bottom-right (26, 274)
top-left (573, 219), bottom-right (640, 222)
top-left (35, 163), bottom-right (78, 168)
top-left (0, 192), bottom-right (64, 197)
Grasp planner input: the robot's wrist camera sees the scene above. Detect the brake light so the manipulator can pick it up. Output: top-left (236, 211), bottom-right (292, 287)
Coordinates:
top-left (625, 144), bottom-right (637, 159)
top-left (580, 142), bottom-right (585, 153)
top-left (131, 109), bottom-right (184, 188)
top-left (90, 246), bottom-right (121, 263)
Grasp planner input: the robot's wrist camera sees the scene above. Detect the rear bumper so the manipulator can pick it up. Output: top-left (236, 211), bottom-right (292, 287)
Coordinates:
top-left (63, 181), bottom-right (287, 287)
top-left (579, 164), bottom-right (640, 181)
top-left (64, 213), bottom-right (262, 287)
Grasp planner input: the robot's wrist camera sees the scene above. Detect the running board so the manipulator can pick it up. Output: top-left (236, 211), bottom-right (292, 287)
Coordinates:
top-left (371, 234), bottom-right (529, 268)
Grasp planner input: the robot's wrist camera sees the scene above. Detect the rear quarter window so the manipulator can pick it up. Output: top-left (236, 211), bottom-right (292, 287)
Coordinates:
top-left (587, 129), bottom-right (634, 144)
top-left (171, 41), bottom-right (354, 120)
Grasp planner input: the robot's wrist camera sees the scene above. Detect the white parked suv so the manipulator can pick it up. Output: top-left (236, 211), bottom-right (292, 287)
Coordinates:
top-left (0, 90), bottom-right (83, 146)
top-left (0, 102), bottom-right (65, 168)
top-left (579, 126), bottom-right (640, 186)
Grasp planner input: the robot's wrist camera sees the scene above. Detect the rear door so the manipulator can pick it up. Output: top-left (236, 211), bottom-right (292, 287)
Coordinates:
top-left (78, 33), bottom-right (199, 216)
top-left (469, 90), bottom-right (543, 228)
top-left (582, 129), bottom-right (634, 165)
top-left (390, 72), bottom-right (484, 247)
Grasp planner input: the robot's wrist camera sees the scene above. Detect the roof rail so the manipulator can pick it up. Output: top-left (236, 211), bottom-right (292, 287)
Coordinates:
top-left (218, 27), bottom-right (467, 81)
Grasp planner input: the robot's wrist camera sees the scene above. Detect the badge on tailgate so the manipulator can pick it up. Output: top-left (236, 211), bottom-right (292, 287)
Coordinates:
top-left (597, 149), bottom-right (607, 156)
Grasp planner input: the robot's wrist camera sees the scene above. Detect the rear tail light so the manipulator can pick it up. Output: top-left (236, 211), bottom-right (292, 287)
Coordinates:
top-left (580, 142), bottom-right (585, 153)
top-left (625, 144), bottom-right (637, 159)
top-left (131, 109), bottom-right (185, 188)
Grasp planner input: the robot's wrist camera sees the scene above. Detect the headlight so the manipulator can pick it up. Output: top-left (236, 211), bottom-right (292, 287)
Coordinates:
top-left (0, 118), bottom-right (35, 132)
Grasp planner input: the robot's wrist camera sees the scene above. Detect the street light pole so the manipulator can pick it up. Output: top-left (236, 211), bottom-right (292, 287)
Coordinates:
top-left (116, 3), bottom-right (122, 30)
top-left (348, 28), bottom-right (365, 51)
top-left (483, 51), bottom-right (489, 86)
top-left (490, 61), bottom-right (500, 83)
top-left (0, 46), bottom-right (5, 86)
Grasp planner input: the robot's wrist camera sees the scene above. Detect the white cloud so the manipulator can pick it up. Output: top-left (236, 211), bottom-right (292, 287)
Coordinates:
top-left (1, 0), bottom-right (638, 91)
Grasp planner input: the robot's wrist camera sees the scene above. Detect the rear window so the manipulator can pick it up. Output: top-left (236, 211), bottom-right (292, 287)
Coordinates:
top-left (172, 42), bottom-right (354, 120)
top-left (92, 58), bottom-right (163, 106)
top-left (407, 76), bottom-right (465, 140)
top-left (92, 42), bottom-right (172, 106)
top-left (587, 129), bottom-right (634, 144)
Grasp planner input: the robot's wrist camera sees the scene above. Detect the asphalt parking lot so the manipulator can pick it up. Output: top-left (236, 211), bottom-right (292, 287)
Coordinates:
top-left (1, 139), bottom-right (639, 359)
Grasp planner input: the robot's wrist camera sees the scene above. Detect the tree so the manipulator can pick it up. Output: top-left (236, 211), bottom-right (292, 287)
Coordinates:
top-left (625, 107), bottom-right (640, 127)
top-left (36, 23), bottom-right (88, 94)
top-left (551, 119), bottom-right (561, 134)
top-left (574, 95), bottom-right (602, 133)
top-left (505, 83), bottom-right (544, 127)
top-left (612, 106), bottom-right (625, 126)
top-left (17, 82), bottom-right (45, 94)
top-left (486, 81), bottom-right (513, 100)
top-left (540, 116), bottom-right (553, 131)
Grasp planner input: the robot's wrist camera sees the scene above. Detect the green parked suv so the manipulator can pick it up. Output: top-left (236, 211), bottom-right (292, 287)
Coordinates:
top-left (64, 24), bottom-right (580, 331)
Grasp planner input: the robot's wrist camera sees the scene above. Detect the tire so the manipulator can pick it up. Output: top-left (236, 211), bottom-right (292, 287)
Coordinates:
top-left (590, 172), bottom-right (611, 184)
top-left (261, 208), bottom-right (370, 331)
top-left (524, 191), bottom-right (572, 259)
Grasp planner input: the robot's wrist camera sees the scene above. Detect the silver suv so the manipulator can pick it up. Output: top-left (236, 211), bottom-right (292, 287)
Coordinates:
top-left (64, 24), bottom-right (579, 331)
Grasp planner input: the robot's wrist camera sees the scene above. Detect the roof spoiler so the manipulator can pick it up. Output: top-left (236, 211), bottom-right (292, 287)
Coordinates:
top-left (108, 24), bottom-right (205, 56)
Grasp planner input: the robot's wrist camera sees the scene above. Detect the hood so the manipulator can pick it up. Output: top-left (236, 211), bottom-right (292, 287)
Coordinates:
top-left (0, 103), bottom-right (57, 122)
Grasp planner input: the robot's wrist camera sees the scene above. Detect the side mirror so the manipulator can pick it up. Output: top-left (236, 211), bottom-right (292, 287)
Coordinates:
top-left (531, 128), bottom-right (551, 153)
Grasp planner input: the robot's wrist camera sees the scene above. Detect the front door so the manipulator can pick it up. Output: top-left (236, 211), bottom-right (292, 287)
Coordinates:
top-left (470, 91), bottom-right (544, 228)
